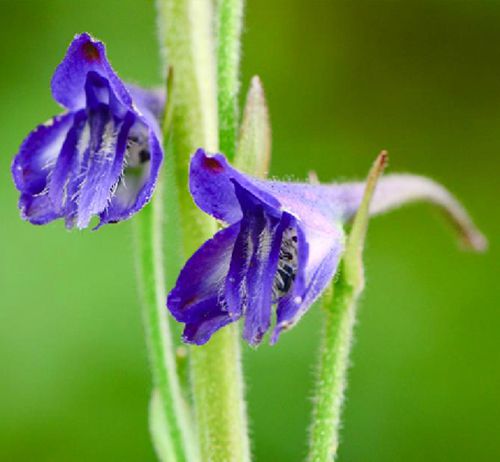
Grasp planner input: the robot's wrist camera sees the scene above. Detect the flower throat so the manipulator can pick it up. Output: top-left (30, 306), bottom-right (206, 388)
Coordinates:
top-left (272, 226), bottom-right (298, 302)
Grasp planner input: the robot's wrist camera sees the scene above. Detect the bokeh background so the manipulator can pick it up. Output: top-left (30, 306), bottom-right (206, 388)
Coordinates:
top-left (1, 1), bottom-right (498, 461)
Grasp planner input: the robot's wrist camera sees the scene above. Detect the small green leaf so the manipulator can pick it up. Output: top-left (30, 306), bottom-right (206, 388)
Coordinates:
top-left (235, 76), bottom-right (271, 177)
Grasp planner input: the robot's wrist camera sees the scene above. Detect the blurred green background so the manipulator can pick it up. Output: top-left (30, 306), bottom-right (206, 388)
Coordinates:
top-left (1, 1), bottom-right (498, 461)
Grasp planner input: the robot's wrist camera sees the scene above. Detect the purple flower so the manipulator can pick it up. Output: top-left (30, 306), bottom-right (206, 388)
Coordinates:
top-left (11, 33), bottom-right (164, 229)
top-left (167, 149), bottom-right (485, 346)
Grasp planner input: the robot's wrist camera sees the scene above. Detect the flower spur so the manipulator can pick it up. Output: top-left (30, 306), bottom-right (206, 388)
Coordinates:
top-left (11, 33), bottom-right (165, 229)
top-left (167, 149), bottom-right (486, 346)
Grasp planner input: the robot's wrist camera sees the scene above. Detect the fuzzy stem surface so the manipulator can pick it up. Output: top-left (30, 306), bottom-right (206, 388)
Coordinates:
top-left (157, 1), bottom-right (250, 461)
top-left (307, 153), bottom-right (387, 462)
top-left (217, 0), bottom-right (244, 161)
top-left (134, 177), bottom-right (195, 462)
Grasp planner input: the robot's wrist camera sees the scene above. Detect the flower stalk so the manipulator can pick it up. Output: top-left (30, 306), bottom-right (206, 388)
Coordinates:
top-left (307, 152), bottom-right (388, 462)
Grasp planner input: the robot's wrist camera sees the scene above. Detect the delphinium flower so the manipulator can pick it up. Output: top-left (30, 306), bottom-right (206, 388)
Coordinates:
top-left (11, 33), bottom-right (164, 229)
top-left (167, 149), bottom-right (486, 346)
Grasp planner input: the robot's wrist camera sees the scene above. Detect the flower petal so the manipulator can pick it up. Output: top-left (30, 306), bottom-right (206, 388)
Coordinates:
top-left (47, 110), bottom-right (87, 218)
top-left (223, 203), bottom-right (263, 318)
top-left (98, 123), bottom-right (163, 226)
top-left (243, 211), bottom-right (292, 346)
top-left (182, 298), bottom-right (237, 345)
top-left (126, 84), bottom-right (165, 136)
top-left (74, 109), bottom-right (133, 229)
top-left (12, 112), bottom-right (74, 195)
top-left (18, 192), bottom-right (60, 225)
top-left (190, 149), bottom-right (280, 224)
top-left (190, 149), bottom-right (342, 236)
top-left (168, 222), bottom-right (241, 325)
top-left (51, 33), bottom-right (132, 111)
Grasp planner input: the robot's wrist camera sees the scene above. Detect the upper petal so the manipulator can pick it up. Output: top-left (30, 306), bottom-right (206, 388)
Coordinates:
top-left (190, 149), bottom-right (280, 224)
top-left (190, 149), bottom-right (341, 236)
top-left (51, 33), bottom-right (132, 111)
top-left (126, 84), bottom-right (165, 136)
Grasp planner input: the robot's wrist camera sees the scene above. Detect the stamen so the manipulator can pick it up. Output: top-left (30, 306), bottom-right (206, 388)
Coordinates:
top-left (125, 129), bottom-right (150, 167)
top-left (272, 226), bottom-right (298, 302)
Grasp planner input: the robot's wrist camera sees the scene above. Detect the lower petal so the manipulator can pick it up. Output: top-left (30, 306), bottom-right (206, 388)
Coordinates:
top-left (12, 112), bottom-right (74, 195)
top-left (167, 223), bottom-right (240, 323)
top-left (18, 192), bottom-right (61, 225)
top-left (182, 298), bottom-right (237, 345)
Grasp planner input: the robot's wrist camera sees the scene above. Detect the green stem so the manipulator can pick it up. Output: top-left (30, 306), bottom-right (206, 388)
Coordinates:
top-left (307, 279), bottom-right (357, 462)
top-left (134, 178), bottom-right (195, 462)
top-left (217, 0), bottom-right (244, 160)
top-left (307, 153), bottom-right (387, 462)
top-left (157, 0), bottom-right (218, 248)
top-left (190, 326), bottom-right (250, 462)
top-left (157, 0), bottom-right (250, 461)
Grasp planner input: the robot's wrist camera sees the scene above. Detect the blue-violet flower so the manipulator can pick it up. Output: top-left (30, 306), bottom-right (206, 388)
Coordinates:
top-left (11, 33), bottom-right (164, 229)
top-left (167, 149), bottom-right (486, 346)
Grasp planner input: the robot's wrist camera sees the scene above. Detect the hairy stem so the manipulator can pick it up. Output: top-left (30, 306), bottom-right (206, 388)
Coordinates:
top-left (307, 153), bottom-right (387, 462)
top-left (307, 283), bottom-right (356, 462)
top-left (134, 177), bottom-right (195, 462)
top-left (217, 0), bottom-right (244, 160)
top-left (157, 0), bottom-right (250, 461)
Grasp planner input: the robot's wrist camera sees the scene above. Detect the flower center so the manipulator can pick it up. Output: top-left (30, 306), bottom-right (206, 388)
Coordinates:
top-left (272, 227), bottom-right (298, 302)
top-left (125, 131), bottom-right (150, 168)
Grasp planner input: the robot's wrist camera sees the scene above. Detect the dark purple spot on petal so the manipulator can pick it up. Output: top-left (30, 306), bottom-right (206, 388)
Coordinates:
top-left (202, 156), bottom-right (224, 173)
top-left (81, 42), bottom-right (100, 62)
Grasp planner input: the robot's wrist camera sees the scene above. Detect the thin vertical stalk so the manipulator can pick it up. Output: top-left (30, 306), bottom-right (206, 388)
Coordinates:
top-left (157, 1), bottom-right (250, 461)
top-left (217, 0), bottom-right (244, 160)
top-left (306, 278), bottom-right (356, 462)
top-left (307, 153), bottom-right (387, 462)
top-left (134, 175), bottom-right (195, 462)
